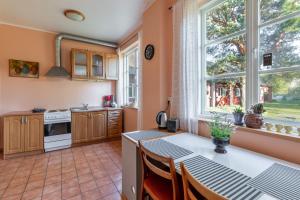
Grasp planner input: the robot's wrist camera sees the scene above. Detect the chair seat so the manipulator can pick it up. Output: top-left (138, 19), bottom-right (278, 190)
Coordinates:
top-left (144, 173), bottom-right (174, 200)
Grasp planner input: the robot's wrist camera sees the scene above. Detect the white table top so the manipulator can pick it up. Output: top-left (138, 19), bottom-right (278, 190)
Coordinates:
top-left (161, 133), bottom-right (300, 200)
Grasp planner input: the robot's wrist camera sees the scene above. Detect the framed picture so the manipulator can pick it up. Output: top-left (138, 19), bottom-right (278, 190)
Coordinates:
top-left (9, 59), bottom-right (39, 78)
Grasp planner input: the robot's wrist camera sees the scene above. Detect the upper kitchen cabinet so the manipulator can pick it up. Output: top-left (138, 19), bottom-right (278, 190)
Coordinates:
top-left (105, 54), bottom-right (119, 80)
top-left (90, 52), bottom-right (105, 80)
top-left (71, 49), bottom-right (89, 79)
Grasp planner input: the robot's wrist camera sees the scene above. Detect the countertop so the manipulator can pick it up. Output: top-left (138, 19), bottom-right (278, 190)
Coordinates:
top-left (70, 106), bottom-right (123, 113)
top-left (1, 111), bottom-right (44, 117)
top-left (1, 107), bottom-right (123, 117)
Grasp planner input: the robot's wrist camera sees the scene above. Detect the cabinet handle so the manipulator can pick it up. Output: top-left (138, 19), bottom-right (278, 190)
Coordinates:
top-left (25, 116), bottom-right (28, 124)
top-left (20, 116), bottom-right (24, 124)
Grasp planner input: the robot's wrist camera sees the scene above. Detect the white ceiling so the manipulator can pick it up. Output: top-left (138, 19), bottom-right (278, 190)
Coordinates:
top-left (0, 0), bottom-right (155, 43)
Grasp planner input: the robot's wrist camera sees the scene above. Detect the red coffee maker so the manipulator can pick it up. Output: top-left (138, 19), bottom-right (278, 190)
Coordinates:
top-left (103, 95), bottom-right (117, 107)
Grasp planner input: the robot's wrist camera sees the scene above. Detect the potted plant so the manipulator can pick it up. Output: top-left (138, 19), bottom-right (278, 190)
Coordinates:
top-left (209, 112), bottom-right (235, 154)
top-left (244, 103), bottom-right (265, 129)
top-left (232, 107), bottom-right (244, 125)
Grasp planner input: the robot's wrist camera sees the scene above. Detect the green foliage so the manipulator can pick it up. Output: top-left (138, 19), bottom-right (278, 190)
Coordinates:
top-left (250, 103), bottom-right (266, 114)
top-left (233, 106), bottom-right (243, 114)
top-left (209, 112), bottom-right (235, 139)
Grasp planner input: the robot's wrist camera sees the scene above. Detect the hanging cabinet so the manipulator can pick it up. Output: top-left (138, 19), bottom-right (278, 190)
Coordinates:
top-left (71, 49), bottom-right (89, 79)
top-left (71, 49), bottom-right (118, 81)
top-left (105, 54), bottom-right (119, 80)
top-left (90, 52), bottom-right (105, 80)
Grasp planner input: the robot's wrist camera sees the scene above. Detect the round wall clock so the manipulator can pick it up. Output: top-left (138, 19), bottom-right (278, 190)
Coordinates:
top-left (144, 44), bottom-right (155, 60)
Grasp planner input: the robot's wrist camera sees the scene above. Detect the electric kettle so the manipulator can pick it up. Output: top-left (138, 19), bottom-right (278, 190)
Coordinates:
top-left (156, 111), bottom-right (168, 128)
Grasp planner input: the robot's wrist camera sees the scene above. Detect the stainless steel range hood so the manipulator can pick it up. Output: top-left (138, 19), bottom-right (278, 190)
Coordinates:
top-left (46, 33), bottom-right (118, 77)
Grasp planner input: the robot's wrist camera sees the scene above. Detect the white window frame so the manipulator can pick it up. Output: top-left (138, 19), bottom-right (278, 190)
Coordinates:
top-left (199, 0), bottom-right (300, 124)
top-left (123, 44), bottom-right (140, 108)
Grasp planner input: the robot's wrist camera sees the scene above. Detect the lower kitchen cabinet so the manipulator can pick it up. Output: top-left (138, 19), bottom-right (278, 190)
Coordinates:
top-left (108, 110), bottom-right (123, 138)
top-left (71, 109), bottom-right (122, 145)
top-left (72, 112), bottom-right (89, 144)
top-left (72, 111), bottom-right (108, 144)
top-left (24, 115), bottom-right (44, 152)
top-left (89, 111), bottom-right (107, 140)
top-left (2, 114), bottom-right (44, 157)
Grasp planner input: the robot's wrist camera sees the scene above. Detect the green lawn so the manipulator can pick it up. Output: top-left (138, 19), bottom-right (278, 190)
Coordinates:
top-left (264, 101), bottom-right (300, 122)
top-left (207, 100), bottom-right (300, 122)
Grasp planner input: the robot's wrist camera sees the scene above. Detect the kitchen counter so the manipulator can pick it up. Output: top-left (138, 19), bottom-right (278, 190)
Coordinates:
top-left (1, 111), bottom-right (44, 117)
top-left (70, 106), bottom-right (122, 113)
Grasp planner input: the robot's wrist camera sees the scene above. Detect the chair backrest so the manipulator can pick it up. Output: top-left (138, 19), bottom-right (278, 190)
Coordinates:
top-left (180, 162), bottom-right (228, 200)
top-left (138, 140), bottom-right (180, 200)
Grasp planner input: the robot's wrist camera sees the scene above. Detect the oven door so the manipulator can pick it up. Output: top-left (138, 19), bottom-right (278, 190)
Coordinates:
top-left (44, 122), bottom-right (71, 137)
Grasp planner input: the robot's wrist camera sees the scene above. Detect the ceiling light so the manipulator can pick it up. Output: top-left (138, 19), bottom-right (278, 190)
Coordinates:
top-left (64, 9), bottom-right (85, 22)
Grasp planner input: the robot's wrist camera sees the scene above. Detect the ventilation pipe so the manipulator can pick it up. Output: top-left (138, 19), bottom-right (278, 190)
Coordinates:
top-left (46, 33), bottom-right (118, 77)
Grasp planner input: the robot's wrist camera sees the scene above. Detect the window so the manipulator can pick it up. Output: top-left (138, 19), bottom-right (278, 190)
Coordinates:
top-left (202, 0), bottom-right (246, 113)
top-left (258, 0), bottom-right (300, 123)
top-left (200, 0), bottom-right (300, 123)
top-left (123, 46), bottom-right (139, 107)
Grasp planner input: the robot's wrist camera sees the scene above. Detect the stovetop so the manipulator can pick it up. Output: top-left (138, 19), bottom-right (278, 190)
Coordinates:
top-left (44, 109), bottom-right (71, 123)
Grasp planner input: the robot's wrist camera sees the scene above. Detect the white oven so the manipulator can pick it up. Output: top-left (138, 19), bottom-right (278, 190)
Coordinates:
top-left (44, 109), bottom-right (72, 152)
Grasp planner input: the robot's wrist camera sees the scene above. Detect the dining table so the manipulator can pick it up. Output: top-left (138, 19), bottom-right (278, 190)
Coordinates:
top-left (122, 131), bottom-right (300, 200)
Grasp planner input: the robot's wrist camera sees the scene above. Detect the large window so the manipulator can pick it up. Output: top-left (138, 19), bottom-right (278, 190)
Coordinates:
top-left (201, 0), bottom-right (300, 123)
top-left (202, 0), bottom-right (246, 113)
top-left (123, 46), bottom-right (139, 107)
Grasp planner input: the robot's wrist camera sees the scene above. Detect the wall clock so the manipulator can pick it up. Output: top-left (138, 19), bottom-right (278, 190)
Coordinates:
top-left (144, 44), bottom-right (155, 60)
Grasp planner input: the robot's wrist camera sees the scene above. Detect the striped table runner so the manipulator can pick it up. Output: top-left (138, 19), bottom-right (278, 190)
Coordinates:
top-left (248, 163), bottom-right (300, 200)
top-left (142, 139), bottom-right (193, 160)
top-left (125, 131), bottom-right (168, 141)
top-left (176, 155), bottom-right (262, 200)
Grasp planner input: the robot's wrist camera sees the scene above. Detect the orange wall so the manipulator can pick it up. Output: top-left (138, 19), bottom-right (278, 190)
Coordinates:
top-left (123, 108), bottom-right (138, 132)
top-left (198, 121), bottom-right (300, 164)
top-left (0, 24), bottom-right (116, 114)
top-left (141, 0), bottom-right (174, 129)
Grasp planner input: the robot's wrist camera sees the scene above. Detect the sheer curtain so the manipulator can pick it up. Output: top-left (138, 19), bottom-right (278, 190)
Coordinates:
top-left (171, 0), bottom-right (200, 133)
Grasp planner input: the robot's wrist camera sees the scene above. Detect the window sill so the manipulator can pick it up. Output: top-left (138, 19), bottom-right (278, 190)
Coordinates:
top-left (122, 105), bottom-right (139, 110)
top-left (198, 118), bottom-right (300, 143)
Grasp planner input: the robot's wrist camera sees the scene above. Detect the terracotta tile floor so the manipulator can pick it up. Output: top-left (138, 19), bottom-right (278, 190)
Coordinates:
top-left (0, 141), bottom-right (122, 200)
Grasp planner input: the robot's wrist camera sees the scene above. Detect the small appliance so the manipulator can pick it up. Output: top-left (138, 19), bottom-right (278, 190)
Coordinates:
top-left (156, 111), bottom-right (168, 129)
top-left (103, 95), bottom-right (117, 107)
top-left (167, 118), bottom-right (179, 133)
top-left (44, 109), bottom-right (71, 152)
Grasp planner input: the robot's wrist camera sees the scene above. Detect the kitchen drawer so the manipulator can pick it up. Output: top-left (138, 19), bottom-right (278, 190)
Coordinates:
top-left (108, 110), bottom-right (122, 117)
top-left (108, 128), bottom-right (122, 137)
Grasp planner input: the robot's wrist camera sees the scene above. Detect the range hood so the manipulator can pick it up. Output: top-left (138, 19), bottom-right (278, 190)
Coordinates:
top-left (46, 33), bottom-right (118, 77)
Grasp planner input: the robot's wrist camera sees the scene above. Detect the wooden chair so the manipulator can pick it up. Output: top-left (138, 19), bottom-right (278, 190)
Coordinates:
top-left (138, 140), bottom-right (180, 200)
top-left (180, 162), bottom-right (227, 200)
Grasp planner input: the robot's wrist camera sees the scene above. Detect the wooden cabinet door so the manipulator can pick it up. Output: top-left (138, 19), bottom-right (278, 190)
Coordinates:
top-left (107, 110), bottom-right (123, 138)
top-left (90, 52), bottom-right (105, 80)
top-left (3, 116), bottom-right (24, 154)
top-left (72, 113), bottom-right (89, 144)
top-left (24, 115), bottom-right (44, 152)
top-left (89, 111), bottom-right (107, 141)
top-left (105, 54), bottom-right (119, 80)
top-left (71, 49), bottom-right (89, 79)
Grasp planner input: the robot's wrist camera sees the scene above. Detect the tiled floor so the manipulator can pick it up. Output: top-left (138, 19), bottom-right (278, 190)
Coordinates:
top-left (0, 141), bottom-right (122, 200)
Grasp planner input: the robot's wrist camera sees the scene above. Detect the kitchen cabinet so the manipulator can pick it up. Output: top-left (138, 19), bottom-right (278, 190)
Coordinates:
top-left (89, 111), bottom-right (107, 140)
top-left (24, 115), bottom-right (44, 152)
top-left (71, 48), bottom-right (119, 81)
top-left (72, 111), bottom-right (107, 144)
top-left (72, 112), bottom-right (89, 144)
top-left (71, 49), bottom-right (89, 79)
top-left (90, 52), bottom-right (105, 80)
top-left (108, 109), bottom-right (123, 138)
top-left (3, 114), bottom-right (44, 157)
top-left (105, 54), bottom-right (119, 80)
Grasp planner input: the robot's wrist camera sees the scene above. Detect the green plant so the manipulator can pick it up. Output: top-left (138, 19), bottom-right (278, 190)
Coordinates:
top-left (250, 103), bottom-right (266, 114)
top-left (209, 112), bottom-right (235, 139)
top-left (233, 106), bottom-right (243, 114)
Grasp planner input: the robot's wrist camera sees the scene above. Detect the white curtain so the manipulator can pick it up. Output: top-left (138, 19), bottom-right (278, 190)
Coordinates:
top-left (171, 0), bottom-right (200, 134)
